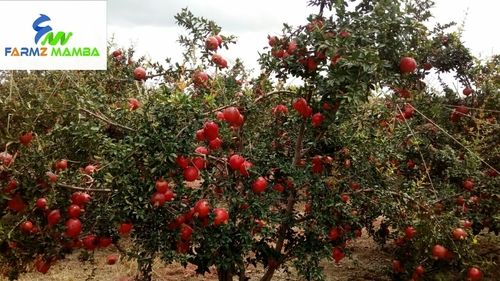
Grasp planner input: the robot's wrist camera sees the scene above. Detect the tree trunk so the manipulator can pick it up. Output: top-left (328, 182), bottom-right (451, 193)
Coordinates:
top-left (260, 89), bottom-right (310, 281)
top-left (260, 267), bottom-right (275, 281)
top-left (217, 268), bottom-right (233, 281)
top-left (135, 255), bottom-right (153, 281)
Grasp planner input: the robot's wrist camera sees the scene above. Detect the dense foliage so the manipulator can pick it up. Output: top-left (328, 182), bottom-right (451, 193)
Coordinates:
top-left (1, 0), bottom-right (498, 280)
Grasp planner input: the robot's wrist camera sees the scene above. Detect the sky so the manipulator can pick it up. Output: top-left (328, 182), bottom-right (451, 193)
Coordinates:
top-left (107, 0), bottom-right (499, 77)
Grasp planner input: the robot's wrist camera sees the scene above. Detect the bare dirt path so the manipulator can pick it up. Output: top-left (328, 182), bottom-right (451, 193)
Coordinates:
top-left (14, 228), bottom-right (390, 281)
top-left (13, 229), bottom-right (499, 281)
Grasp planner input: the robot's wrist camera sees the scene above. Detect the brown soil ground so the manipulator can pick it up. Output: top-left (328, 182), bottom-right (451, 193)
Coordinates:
top-left (12, 229), bottom-right (499, 281)
top-left (9, 226), bottom-right (500, 281)
top-left (15, 227), bottom-right (390, 281)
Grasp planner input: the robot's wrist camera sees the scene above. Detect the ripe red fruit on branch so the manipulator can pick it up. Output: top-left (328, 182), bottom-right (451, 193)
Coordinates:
top-left (304, 57), bottom-right (318, 72)
top-left (293, 98), bottom-right (307, 112)
top-left (340, 194), bottom-right (350, 203)
top-left (195, 129), bottom-right (205, 141)
top-left (399, 57), bottom-right (417, 73)
top-left (463, 87), bottom-right (473, 96)
top-left (67, 204), bottom-right (82, 218)
top-left (461, 219), bottom-right (473, 229)
top-left (203, 121), bottom-right (219, 141)
top-left (55, 159), bottom-right (68, 171)
top-left (183, 166), bottom-right (199, 182)
top-left (118, 223), bottom-right (133, 235)
top-left (192, 157), bottom-right (206, 170)
top-left (71, 192), bottom-right (91, 206)
top-left (20, 221), bottom-right (34, 233)
top-left (5, 179), bottom-right (17, 193)
top-left (331, 54), bottom-right (342, 65)
top-left (467, 267), bottom-right (482, 281)
top-left (239, 161), bottom-right (253, 177)
top-left (8, 194), bottom-right (27, 212)
top-left (128, 98), bottom-right (140, 110)
top-left (287, 40), bottom-right (297, 54)
top-left (252, 177), bottom-right (268, 193)
top-left (65, 218), bottom-right (82, 238)
top-left (176, 155), bottom-right (189, 170)
top-left (180, 224), bottom-right (193, 241)
top-left (112, 49), bottom-right (122, 57)
top-left (133, 67), bottom-right (147, 81)
top-left (192, 71), bottom-right (209, 87)
top-left (48, 209), bottom-right (61, 226)
top-left (403, 104), bottom-right (415, 119)
top-left (395, 88), bottom-right (411, 99)
top-left (195, 146), bottom-right (209, 155)
top-left (212, 54), bottom-right (228, 68)
top-left (233, 114), bottom-right (244, 127)
top-left (452, 228), bottom-right (467, 240)
top-left (35, 198), bottom-right (48, 210)
top-left (215, 35), bottom-right (223, 45)
top-left (456, 105), bottom-right (469, 115)
top-left (328, 227), bottom-right (341, 240)
top-left (413, 265), bottom-right (425, 278)
top-left (46, 171), bottom-right (58, 183)
top-left (405, 226), bottom-right (416, 240)
top-left (19, 132), bottom-right (33, 146)
top-left (84, 165), bottom-right (97, 175)
top-left (99, 237), bottom-right (112, 248)
top-left (273, 104), bottom-right (289, 115)
top-left (164, 189), bottom-right (175, 201)
top-left (209, 137), bottom-right (222, 150)
top-left (194, 199), bottom-right (210, 218)
top-left (431, 244), bottom-right (448, 260)
top-left (268, 35), bottom-right (278, 47)
top-left (332, 247), bottom-right (345, 263)
top-left (155, 179), bottom-right (169, 193)
top-left (229, 154), bottom-right (245, 170)
top-left (82, 235), bottom-right (98, 251)
top-left (306, 18), bottom-right (324, 32)
top-left (273, 183), bottom-right (285, 192)
top-left (150, 192), bottom-right (167, 207)
top-left (215, 111), bottom-right (225, 121)
top-left (293, 98), bottom-right (312, 117)
top-left (349, 181), bottom-right (360, 191)
top-left (205, 36), bottom-right (219, 51)
top-left (0, 152), bottom-right (13, 167)
top-left (462, 179), bottom-right (474, 191)
top-left (223, 107), bottom-right (241, 125)
top-left (213, 208), bottom-right (229, 225)
top-left (311, 112), bottom-right (325, 127)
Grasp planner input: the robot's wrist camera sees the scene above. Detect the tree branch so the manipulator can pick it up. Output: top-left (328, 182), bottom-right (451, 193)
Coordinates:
top-left (57, 182), bottom-right (112, 192)
top-left (79, 108), bottom-right (136, 132)
top-left (204, 90), bottom-right (296, 115)
top-left (261, 91), bottom-right (307, 281)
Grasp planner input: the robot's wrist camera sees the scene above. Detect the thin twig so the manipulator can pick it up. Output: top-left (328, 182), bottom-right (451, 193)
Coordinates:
top-left (253, 90), bottom-right (296, 103)
top-left (57, 182), bottom-right (112, 192)
top-left (175, 125), bottom-right (189, 139)
top-left (8, 70), bottom-right (14, 101)
top-left (396, 104), bottom-right (437, 195)
top-left (261, 90), bottom-right (306, 281)
top-left (204, 90), bottom-right (296, 115)
top-left (79, 108), bottom-right (136, 132)
top-left (33, 74), bottom-right (66, 124)
top-left (409, 104), bottom-right (499, 175)
top-left (444, 104), bottom-right (500, 114)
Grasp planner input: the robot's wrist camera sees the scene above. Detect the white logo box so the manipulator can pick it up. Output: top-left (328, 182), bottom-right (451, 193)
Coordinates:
top-left (0, 0), bottom-right (107, 70)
